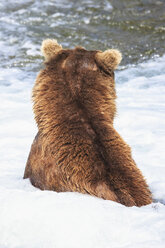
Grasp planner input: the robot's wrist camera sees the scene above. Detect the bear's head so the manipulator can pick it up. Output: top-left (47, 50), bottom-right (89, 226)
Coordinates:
top-left (41, 39), bottom-right (122, 76)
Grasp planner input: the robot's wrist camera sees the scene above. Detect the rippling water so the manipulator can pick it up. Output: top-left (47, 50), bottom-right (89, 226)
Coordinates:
top-left (0, 0), bottom-right (165, 72)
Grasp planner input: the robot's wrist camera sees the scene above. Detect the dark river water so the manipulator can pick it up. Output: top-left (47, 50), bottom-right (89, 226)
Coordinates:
top-left (0, 0), bottom-right (165, 72)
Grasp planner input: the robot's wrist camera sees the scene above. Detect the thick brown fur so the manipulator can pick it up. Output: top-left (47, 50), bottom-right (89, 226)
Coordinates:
top-left (24, 42), bottom-right (152, 207)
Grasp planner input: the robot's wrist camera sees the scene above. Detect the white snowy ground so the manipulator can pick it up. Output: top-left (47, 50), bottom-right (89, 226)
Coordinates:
top-left (0, 56), bottom-right (165, 248)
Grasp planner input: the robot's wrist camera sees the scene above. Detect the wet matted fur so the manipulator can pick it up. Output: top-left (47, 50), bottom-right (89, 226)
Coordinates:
top-left (24, 39), bottom-right (152, 207)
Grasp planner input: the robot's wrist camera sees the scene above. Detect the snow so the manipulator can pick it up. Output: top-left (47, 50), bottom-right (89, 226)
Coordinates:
top-left (0, 56), bottom-right (165, 248)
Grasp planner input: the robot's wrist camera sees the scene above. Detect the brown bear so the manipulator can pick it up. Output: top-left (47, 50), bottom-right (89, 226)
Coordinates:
top-left (24, 39), bottom-right (152, 207)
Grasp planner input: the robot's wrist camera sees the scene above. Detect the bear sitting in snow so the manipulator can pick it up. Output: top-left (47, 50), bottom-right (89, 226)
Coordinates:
top-left (24, 39), bottom-right (152, 207)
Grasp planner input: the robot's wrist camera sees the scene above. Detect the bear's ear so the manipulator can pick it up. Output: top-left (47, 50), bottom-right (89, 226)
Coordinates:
top-left (41, 39), bottom-right (62, 61)
top-left (96, 49), bottom-right (122, 70)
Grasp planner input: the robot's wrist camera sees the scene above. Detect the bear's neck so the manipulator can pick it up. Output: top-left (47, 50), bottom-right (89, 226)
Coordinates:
top-left (33, 70), bottom-right (117, 138)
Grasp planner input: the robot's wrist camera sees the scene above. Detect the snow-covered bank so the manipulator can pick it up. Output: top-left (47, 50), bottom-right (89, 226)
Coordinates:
top-left (0, 56), bottom-right (165, 248)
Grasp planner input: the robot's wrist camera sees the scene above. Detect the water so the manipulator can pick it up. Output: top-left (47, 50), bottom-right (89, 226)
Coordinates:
top-left (0, 1), bottom-right (165, 247)
top-left (0, 0), bottom-right (165, 72)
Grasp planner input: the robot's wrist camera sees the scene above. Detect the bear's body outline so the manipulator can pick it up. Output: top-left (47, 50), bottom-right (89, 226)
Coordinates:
top-left (24, 41), bottom-right (152, 207)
